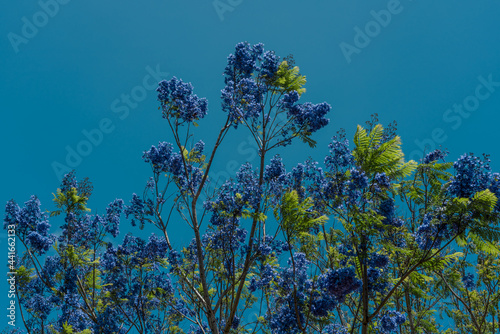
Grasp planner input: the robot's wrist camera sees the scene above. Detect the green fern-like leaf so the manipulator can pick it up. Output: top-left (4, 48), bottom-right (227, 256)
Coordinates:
top-left (273, 61), bottom-right (307, 96)
top-left (472, 225), bottom-right (500, 243)
top-left (275, 190), bottom-right (327, 242)
top-left (298, 131), bottom-right (317, 148)
top-left (471, 189), bottom-right (498, 213)
top-left (421, 252), bottom-right (462, 272)
top-left (468, 232), bottom-right (500, 255)
top-left (352, 124), bottom-right (417, 179)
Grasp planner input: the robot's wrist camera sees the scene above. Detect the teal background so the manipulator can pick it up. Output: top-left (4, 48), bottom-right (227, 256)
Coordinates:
top-left (1, 0), bottom-right (500, 330)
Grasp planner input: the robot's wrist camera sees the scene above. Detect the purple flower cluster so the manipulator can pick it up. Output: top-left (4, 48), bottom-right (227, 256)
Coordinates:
top-left (95, 306), bottom-right (127, 334)
top-left (346, 168), bottom-right (368, 204)
top-left (260, 50), bottom-right (280, 80)
top-left (264, 254), bottom-right (360, 331)
top-left (4, 196), bottom-right (55, 255)
top-left (489, 173), bottom-right (500, 212)
top-left (318, 267), bottom-right (362, 302)
top-left (203, 224), bottom-right (247, 252)
top-left (101, 243), bottom-right (120, 271)
top-left (282, 90), bottom-right (331, 133)
top-left (124, 193), bottom-right (154, 228)
top-left (448, 153), bottom-right (492, 198)
top-left (320, 178), bottom-right (344, 208)
top-left (98, 233), bottom-right (179, 330)
top-left (367, 266), bottom-right (391, 294)
top-left (221, 77), bottom-right (264, 126)
top-left (142, 142), bottom-right (179, 174)
top-left (269, 305), bottom-right (306, 334)
top-left (143, 141), bottom-right (204, 193)
top-left (264, 154), bottom-right (287, 182)
top-left (349, 168), bottom-right (369, 190)
top-left (423, 149), bottom-right (447, 164)
top-left (167, 249), bottom-right (182, 269)
top-left (325, 135), bottom-right (355, 173)
top-left (323, 324), bottom-right (348, 334)
top-left (378, 311), bottom-right (406, 333)
top-left (26, 230), bottom-right (54, 255)
top-left (255, 236), bottom-right (290, 258)
top-left (338, 244), bottom-right (356, 267)
top-left (58, 293), bottom-right (92, 332)
top-left (117, 233), bottom-right (169, 264)
top-left (221, 42), bottom-right (267, 128)
top-left (264, 155), bottom-right (292, 203)
top-left (374, 172), bottom-right (391, 192)
top-left (290, 160), bottom-right (325, 203)
top-left (378, 198), bottom-right (395, 223)
top-left (224, 42), bottom-right (264, 81)
top-left (157, 77), bottom-right (208, 123)
top-left (104, 199), bottom-right (123, 238)
top-left (462, 272), bottom-right (475, 290)
top-left (192, 140), bottom-right (205, 159)
top-left (236, 163), bottom-right (262, 209)
top-left (266, 253), bottom-right (335, 333)
top-left (101, 231), bottom-right (171, 303)
top-left (369, 253), bottom-right (390, 269)
top-left (24, 294), bottom-right (52, 321)
top-left (221, 42), bottom-right (331, 142)
top-left (60, 214), bottom-right (107, 247)
top-left (40, 256), bottom-right (62, 287)
top-left (141, 233), bottom-right (170, 260)
top-left (414, 214), bottom-right (439, 250)
top-left (59, 170), bottom-right (79, 193)
top-left (414, 213), bottom-right (453, 250)
top-left (377, 199), bottom-right (403, 227)
top-left (204, 164), bottom-right (262, 261)
top-left (249, 264), bottom-right (278, 292)
top-left (310, 290), bottom-right (337, 318)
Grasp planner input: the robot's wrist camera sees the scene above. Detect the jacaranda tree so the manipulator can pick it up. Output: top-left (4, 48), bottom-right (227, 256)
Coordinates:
top-left (5, 42), bottom-right (500, 334)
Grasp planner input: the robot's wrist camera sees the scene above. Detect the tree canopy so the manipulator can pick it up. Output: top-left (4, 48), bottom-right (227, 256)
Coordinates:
top-left (5, 42), bottom-right (500, 334)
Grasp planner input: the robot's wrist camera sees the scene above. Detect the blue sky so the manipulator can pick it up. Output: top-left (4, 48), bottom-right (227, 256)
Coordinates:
top-left (1, 0), bottom-right (500, 329)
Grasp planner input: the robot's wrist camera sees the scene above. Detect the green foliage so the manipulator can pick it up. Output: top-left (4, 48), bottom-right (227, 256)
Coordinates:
top-left (272, 61), bottom-right (307, 96)
top-left (181, 145), bottom-right (207, 167)
top-left (445, 189), bottom-right (500, 256)
top-left (16, 265), bottom-right (35, 287)
top-left (420, 252), bottom-right (464, 272)
top-left (275, 190), bottom-right (327, 247)
top-left (296, 130), bottom-right (317, 148)
top-left (13, 112), bottom-right (500, 333)
top-left (51, 187), bottom-right (90, 217)
top-left (50, 322), bottom-right (92, 334)
top-left (353, 124), bottom-right (417, 178)
top-left (468, 232), bottom-right (500, 255)
top-left (471, 189), bottom-right (497, 215)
